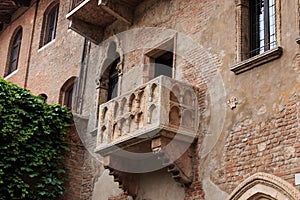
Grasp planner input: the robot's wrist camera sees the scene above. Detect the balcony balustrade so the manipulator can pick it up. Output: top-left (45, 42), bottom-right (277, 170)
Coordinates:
top-left (96, 75), bottom-right (198, 154)
top-left (94, 76), bottom-right (199, 195)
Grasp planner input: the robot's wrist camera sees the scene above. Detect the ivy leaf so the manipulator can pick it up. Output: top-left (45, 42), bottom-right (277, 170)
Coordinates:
top-left (0, 78), bottom-right (71, 199)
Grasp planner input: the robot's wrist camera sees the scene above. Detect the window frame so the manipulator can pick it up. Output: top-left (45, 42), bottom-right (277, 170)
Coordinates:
top-left (249, 0), bottom-right (276, 57)
top-left (231, 0), bottom-right (282, 74)
top-left (5, 27), bottom-right (22, 77)
top-left (40, 2), bottom-right (59, 47)
top-left (107, 58), bottom-right (120, 101)
top-left (59, 77), bottom-right (77, 110)
top-left (143, 36), bottom-right (176, 83)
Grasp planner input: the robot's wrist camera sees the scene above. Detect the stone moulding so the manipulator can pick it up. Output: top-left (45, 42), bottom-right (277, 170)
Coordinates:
top-left (230, 46), bottom-right (283, 74)
top-left (226, 172), bottom-right (300, 200)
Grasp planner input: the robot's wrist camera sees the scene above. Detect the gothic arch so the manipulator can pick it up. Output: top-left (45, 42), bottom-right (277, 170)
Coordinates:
top-left (96, 41), bottom-right (123, 104)
top-left (226, 173), bottom-right (300, 200)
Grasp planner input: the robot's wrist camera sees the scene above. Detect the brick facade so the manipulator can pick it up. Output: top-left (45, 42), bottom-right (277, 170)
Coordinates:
top-left (0, 1), bottom-right (90, 199)
top-left (1, 0), bottom-right (300, 199)
top-left (214, 94), bottom-right (300, 193)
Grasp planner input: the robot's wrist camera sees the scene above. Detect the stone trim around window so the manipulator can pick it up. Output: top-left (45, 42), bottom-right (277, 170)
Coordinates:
top-left (230, 46), bottom-right (283, 74)
top-left (226, 172), bottom-right (300, 200)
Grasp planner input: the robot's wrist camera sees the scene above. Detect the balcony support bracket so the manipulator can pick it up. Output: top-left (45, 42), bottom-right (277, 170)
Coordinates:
top-left (68, 18), bottom-right (104, 44)
top-left (104, 156), bottom-right (138, 197)
top-left (99, 0), bottom-right (133, 24)
top-left (151, 135), bottom-right (195, 186)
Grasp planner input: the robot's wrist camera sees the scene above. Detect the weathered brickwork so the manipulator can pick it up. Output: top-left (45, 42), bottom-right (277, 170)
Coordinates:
top-left (0, 5), bottom-right (36, 87)
top-left (2, 0), bottom-right (300, 199)
top-left (108, 193), bottom-right (130, 200)
top-left (25, 0), bottom-right (82, 103)
top-left (0, 1), bottom-right (93, 199)
top-left (62, 126), bottom-right (85, 200)
top-left (72, 0), bottom-right (300, 198)
top-left (184, 137), bottom-right (205, 200)
top-left (213, 94), bottom-right (300, 193)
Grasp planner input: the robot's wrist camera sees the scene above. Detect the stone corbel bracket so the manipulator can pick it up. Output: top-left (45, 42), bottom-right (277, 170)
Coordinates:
top-left (104, 156), bottom-right (138, 196)
top-left (151, 133), bottom-right (196, 186)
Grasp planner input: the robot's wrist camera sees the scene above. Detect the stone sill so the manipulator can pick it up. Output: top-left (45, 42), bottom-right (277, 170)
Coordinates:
top-left (230, 46), bottom-right (283, 74)
top-left (4, 69), bottom-right (18, 80)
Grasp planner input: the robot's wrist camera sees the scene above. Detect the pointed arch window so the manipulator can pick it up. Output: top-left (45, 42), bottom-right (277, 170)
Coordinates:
top-left (5, 27), bottom-right (22, 77)
top-left (97, 42), bottom-right (121, 103)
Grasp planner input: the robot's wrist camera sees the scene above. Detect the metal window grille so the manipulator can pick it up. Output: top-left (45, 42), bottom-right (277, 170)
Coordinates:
top-left (249, 0), bottom-right (276, 57)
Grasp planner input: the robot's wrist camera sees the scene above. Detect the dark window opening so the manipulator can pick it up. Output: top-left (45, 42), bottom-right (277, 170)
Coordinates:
top-left (59, 77), bottom-right (77, 110)
top-left (249, 0), bottom-right (276, 57)
top-left (39, 94), bottom-right (48, 103)
top-left (144, 39), bottom-right (175, 82)
top-left (6, 28), bottom-right (22, 77)
top-left (41, 4), bottom-right (59, 46)
top-left (107, 59), bottom-right (119, 101)
top-left (154, 51), bottom-right (173, 78)
top-left (65, 84), bottom-right (74, 109)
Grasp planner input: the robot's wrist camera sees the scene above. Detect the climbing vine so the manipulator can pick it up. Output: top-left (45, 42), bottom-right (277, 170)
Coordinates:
top-left (0, 78), bottom-right (72, 199)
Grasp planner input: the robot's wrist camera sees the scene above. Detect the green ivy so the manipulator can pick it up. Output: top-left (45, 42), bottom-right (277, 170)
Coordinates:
top-left (0, 78), bottom-right (72, 199)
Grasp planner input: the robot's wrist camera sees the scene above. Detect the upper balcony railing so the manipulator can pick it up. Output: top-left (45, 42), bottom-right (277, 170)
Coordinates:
top-left (95, 75), bottom-right (199, 155)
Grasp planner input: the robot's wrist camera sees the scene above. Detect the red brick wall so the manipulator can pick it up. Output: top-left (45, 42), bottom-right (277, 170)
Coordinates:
top-left (61, 126), bottom-right (85, 199)
top-left (0, 1), bottom-right (92, 199)
top-left (213, 94), bottom-right (300, 193)
top-left (0, 5), bottom-right (36, 87)
top-left (184, 136), bottom-right (205, 200)
top-left (24, 0), bottom-right (82, 104)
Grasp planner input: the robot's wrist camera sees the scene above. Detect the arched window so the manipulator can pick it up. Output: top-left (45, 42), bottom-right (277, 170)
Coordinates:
top-left (98, 42), bottom-right (120, 103)
top-left (65, 84), bottom-right (74, 108)
top-left (59, 77), bottom-right (77, 109)
top-left (40, 2), bottom-right (59, 47)
top-left (39, 93), bottom-right (48, 103)
top-left (5, 27), bottom-right (22, 77)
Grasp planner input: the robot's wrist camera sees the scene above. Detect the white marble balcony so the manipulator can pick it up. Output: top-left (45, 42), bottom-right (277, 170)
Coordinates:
top-left (95, 75), bottom-right (199, 156)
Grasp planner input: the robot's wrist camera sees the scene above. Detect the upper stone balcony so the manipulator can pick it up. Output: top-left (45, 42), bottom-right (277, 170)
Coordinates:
top-left (94, 76), bottom-right (198, 194)
top-left (66, 0), bottom-right (141, 43)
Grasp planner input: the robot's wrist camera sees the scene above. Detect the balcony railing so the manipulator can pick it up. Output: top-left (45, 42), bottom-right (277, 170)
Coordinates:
top-left (95, 75), bottom-right (198, 155)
